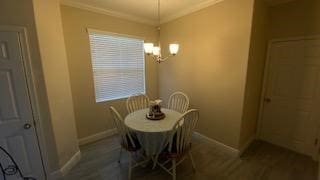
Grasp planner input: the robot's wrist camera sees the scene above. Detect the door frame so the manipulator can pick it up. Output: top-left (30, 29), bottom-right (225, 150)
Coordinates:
top-left (256, 35), bottom-right (320, 160)
top-left (0, 25), bottom-right (51, 178)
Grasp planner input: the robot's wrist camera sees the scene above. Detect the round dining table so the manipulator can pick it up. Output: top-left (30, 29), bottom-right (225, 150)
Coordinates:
top-left (124, 108), bottom-right (181, 156)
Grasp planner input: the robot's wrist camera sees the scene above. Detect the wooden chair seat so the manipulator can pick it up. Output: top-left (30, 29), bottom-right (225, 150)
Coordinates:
top-left (162, 143), bottom-right (192, 159)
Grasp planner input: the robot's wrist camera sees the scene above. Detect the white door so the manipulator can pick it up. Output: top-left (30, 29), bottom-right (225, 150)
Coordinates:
top-left (259, 38), bottom-right (320, 157)
top-left (0, 30), bottom-right (45, 179)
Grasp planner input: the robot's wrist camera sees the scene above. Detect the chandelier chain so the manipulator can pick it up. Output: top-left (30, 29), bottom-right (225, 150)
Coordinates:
top-left (143, 0), bottom-right (179, 63)
top-left (158, 0), bottom-right (160, 25)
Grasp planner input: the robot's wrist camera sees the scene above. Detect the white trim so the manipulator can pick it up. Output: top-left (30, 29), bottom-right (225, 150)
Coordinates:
top-left (60, 0), bottom-right (226, 26)
top-left (193, 132), bottom-right (239, 157)
top-left (318, 164), bottom-right (320, 180)
top-left (269, 35), bottom-right (320, 43)
top-left (238, 136), bottom-right (255, 156)
top-left (78, 128), bottom-right (117, 146)
top-left (60, 151), bottom-right (81, 176)
top-left (255, 40), bottom-right (273, 139)
top-left (267, 0), bottom-right (296, 6)
top-left (161, 0), bottom-right (225, 24)
top-left (49, 170), bottom-right (61, 180)
top-left (60, 0), bottom-right (157, 26)
top-left (49, 151), bottom-right (81, 179)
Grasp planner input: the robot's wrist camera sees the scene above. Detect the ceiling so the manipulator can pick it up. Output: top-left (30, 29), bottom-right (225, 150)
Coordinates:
top-left (61, 0), bottom-right (297, 25)
top-left (61, 0), bottom-right (224, 25)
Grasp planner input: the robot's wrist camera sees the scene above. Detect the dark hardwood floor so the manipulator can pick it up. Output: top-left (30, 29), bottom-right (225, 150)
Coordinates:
top-left (62, 135), bottom-right (318, 180)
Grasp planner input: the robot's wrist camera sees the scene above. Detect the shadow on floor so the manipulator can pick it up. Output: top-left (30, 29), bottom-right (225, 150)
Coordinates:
top-left (62, 135), bottom-right (318, 180)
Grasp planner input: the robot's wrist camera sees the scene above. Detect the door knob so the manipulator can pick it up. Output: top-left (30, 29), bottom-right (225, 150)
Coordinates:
top-left (264, 97), bottom-right (271, 103)
top-left (24, 123), bottom-right (32, 129)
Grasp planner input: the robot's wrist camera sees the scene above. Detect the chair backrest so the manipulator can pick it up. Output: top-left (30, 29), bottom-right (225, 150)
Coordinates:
top-left (109, 106), bottom-right (135, 149)
top-left (167, 92), bottom-right (190, 113)
top-left (167, 109), bottom-right (199, 155)
top-left (126, 94), bottom-right (150, 113)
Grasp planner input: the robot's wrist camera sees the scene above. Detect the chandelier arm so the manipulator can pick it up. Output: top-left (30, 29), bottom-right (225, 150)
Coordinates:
top-left (157, 54), bottom-right (173, 63)
top-left (148, 55), bottom-right (161, 62)
top-left (160, 56), bottom-right (170, 62)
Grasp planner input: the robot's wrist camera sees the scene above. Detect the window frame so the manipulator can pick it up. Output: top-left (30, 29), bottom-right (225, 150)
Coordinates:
top-left (87, 28), bottom-right (147, 103)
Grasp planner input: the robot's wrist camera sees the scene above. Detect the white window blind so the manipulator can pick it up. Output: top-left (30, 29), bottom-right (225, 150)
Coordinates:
top-left (88, 30), bottom-right (145, 102)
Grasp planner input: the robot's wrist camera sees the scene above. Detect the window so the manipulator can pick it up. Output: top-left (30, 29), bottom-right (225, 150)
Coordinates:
top-left (88, 29), bottom-right (145, 102)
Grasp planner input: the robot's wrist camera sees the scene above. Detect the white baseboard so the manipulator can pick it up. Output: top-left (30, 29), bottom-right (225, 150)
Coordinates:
top-left (318, 164), bottom-right (320, 180)
top-left (49, 150), bottom-right (81, 179)
top-left (78, 128), bottom-right (117, 146)
top-left (49, 170), bottom-right (61, 180)
top-left (193, 132), bottom-right (239, 157)
top-left (60, 151), bottom-right (81, 176)
top-left (238, 136), bottom-right (255, 156)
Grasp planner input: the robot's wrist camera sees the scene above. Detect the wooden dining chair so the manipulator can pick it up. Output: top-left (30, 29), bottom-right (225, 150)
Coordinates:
top-left (156, 109), bottom-right (199, 180)
top-left (126, 94), bottom-right (150, 113)
top-left (109, 106), bottom-right (145, 180)
top-left (167, 92), bottom-right (190, 113)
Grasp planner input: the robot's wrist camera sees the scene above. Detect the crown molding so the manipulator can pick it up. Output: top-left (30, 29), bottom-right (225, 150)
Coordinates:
top-left (60, 0), bottom-right (226, 26)
top-left (161, 0), bottom-right (225, 24)
top-left (60, 0), bottom-right (158, 26)
top-left (267, 0), bottom-right (296, 6)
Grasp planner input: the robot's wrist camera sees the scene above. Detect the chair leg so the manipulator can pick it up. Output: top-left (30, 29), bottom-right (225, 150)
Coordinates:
top-left (189, 151), bottom-right (196, 172)
top-left (128, 153), bottom-right (132, 180)
top-left (172, 159), bottom-right (176, 180)
top-left (118, 147), bottom-right (122, 163)
top-left (152, 155), bottom-right (159, 169)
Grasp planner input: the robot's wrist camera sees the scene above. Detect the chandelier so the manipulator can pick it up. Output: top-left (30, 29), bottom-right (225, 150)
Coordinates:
top-left (144, 0), bottom-right (179, 63)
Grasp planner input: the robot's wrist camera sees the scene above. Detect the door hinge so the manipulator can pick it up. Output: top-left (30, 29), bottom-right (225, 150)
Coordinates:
top-left (314, 138), bottom-right (318, 145)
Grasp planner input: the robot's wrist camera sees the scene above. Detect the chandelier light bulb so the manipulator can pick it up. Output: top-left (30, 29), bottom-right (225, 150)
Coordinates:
top-left (144, 43), bottom-right (154, 55)
top-left (169, 44), bottom-right (179, 55)
top-left (152, 46), bottom-right (161, 56)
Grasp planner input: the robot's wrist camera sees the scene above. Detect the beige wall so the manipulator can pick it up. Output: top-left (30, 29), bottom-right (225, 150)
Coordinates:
top-left (32, 0), bottom-right (79, 167)
top-left (269, 0), bottom-right (320, 39)
top-left (239, 0), bottom-right (269, 149)
top-left (0, 0), bottom-right (61, 172)
top-left (159, 0), bottom-right (255, 148)
top-left (60, 6), bottom-right (159, 139)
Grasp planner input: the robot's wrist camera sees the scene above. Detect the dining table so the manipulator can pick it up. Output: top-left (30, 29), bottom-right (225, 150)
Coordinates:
top-left (124, 108), bottom-right (182, 157)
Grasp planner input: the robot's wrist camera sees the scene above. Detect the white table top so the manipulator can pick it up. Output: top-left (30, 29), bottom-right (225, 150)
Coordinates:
top-left (124, 108), bottom-right (182, 133)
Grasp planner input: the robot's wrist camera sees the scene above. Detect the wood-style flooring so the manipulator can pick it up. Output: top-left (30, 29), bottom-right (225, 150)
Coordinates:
top-left (62, 135), bottom-right (318, 180)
